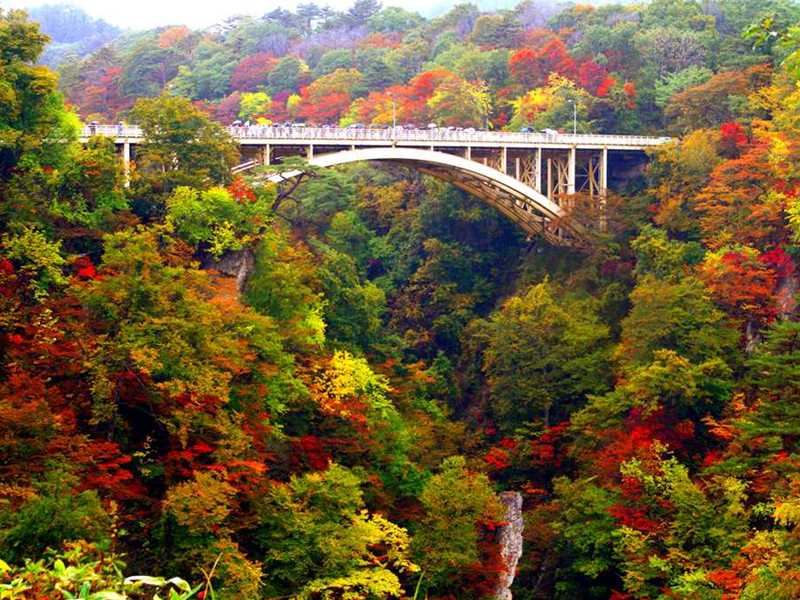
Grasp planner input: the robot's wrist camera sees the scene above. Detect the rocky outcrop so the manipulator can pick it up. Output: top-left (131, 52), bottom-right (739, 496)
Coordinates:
top-left (495, 491), bottom-right (524, 600)
top-left (202, 248), bottom-right (255, 293)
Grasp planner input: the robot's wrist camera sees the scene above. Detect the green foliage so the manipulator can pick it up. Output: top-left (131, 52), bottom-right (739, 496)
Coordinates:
top-left (0, 471), bottom-right (111, 564)
top-left (617, 274), bottom-right (737, 368)
top-left (412, 456), bottom-right (503, 593)
top-left (255, 464), bottom-right (418, 598)
top-left (551, 477), bottom-right (619, 590)
top-left (129, 95), bottom-right (239, 216)
top-left (238, 91), bottom-right (271, 121)
top-left (244, 226), bottom-right (326, 347)
top-left (52, 136), bottom-right (128, 234)
top-left (475, 280), bottom-right (611, 429)
top-left (654, 65), bottom-right (713, 108)
top-left (1, 225), bottom-right (67, 298)
top-left (165, 186), bottom-right (272, 257)
top-left (313, 241), bottom-right (387, 352)
top-left (267, 56), bottom-right (308, 96)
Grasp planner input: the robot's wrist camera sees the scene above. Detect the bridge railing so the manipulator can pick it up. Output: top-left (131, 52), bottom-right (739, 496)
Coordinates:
top-left (80, 124), bottom-right (670, 147)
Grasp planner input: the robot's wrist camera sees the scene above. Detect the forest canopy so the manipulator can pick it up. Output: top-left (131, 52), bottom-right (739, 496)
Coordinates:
top-left (4, 0), bottom-right (800, 599)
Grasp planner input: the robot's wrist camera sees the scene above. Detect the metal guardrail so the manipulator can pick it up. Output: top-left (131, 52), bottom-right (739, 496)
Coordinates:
top-left (81, 125), bottom-right (670, 148)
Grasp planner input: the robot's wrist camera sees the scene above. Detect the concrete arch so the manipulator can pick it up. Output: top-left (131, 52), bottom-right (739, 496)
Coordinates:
top-left (266, 147), bottom-right (568, 242)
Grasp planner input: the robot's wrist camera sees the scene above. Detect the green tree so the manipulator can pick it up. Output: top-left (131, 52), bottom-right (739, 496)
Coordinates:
top-left (0, 9), bottom-right (79, 187)
top-left (617, 274), bottom-right (738, 368)
top-left (427, 76), bottom-right (491, 127)
top-left (267, 56), bottom-right (309, 96)
top-left (255, 464), bottom-right (418, 597)
top-left (476, 281), bottom-right (611, 428)
top-left (165, 185), bottom-right (273, 257)
top-left (412, 456), bottom-right (503, 593)
top-left (129, 95), bottom-right (239, 218)
top-left (0, 470), bottom-right (111, 564)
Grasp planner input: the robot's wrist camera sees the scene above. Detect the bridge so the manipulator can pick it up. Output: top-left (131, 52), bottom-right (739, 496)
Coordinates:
top-left (80, 124), bottom-right (670, 242)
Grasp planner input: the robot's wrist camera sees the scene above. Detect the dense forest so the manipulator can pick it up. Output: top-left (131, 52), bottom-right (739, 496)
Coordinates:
top-left (4, 0), bottom-right (800, 598)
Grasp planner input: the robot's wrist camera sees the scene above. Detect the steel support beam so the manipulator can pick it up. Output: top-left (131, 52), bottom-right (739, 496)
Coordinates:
top-left (568, 147), bottom-right (576, 195)
top-left (600, 147), bottom-right (608, 195)
top-left (535, 147), bottom-right (542, 193)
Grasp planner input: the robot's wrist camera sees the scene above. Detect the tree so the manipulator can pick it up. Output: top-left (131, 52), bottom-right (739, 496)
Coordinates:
top-left (367, 7), bottom-right (423, 33)
top-left (255, 464), bottom-right (418, 598)
top-left (238, 91), bottom-right (272, 121)
top-left (508, 37), bottom-right (575, 89)
top-left (343, 0), bottom-right (382, 29)
top-left (267, 56), bottom-right (309, 96)
top-left (129, 95), bottom-right (239, 216)
top-left (653, 65), bottom-right (712, 108)
top-left (634, 26), bottom-right (709, 78)
top-left (508, 74), bottom-right (593, 132)
top-left (413, 456), bottom-right (504, 594)
top-left (475, 281), bottom-right (611, 428)
top-left (0, 9), bottom-right (78, 182)
top-left (617, 274), bottom-right (737, 368)
top-left (427, 76), bottom-right (491, 127)
top-left (664, 64), bottom-right (771, 132)
top-left (169, 41), bottom-right (236, 101)
top-left (120, 41), bottom-right (183, 97)
top-left (313, 49), bottom-right (354, 79)
top-left (229, 52), bottom-right (277, 92)
top-left (469, 13), bottom-right (522, 48)
top-left (297, 68), bottom-right (364, 123)
top-left (694, 138), bottom-right (786, 250)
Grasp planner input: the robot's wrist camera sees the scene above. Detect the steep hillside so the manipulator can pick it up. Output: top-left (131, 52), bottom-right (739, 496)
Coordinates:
top-left (29, 4), bottom-right (121, 66)
top-left (4, 2), bottom-right (800, 599)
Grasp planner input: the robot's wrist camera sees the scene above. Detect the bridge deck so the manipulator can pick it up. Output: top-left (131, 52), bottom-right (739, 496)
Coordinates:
top-left (80, 125), bottom-right (670, 151)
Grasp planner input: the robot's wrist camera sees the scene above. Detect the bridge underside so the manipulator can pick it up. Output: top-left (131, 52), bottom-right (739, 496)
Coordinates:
top-left (414, 163), bottom-right (558, 241)
top-left (267, 147), bottom-right (574, 244)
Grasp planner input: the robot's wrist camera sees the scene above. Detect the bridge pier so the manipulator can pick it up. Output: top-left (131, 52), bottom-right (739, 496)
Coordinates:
top-left (122, 142), bottom-right (130, 187)
top-left (568, 147), bottom-right (576, 195)
top-left (262, 144), bottom-right (271, 166)
top-left (600, 147), bottom-right (608, 195)
top-left (535, 148), bottom-right (542, 193)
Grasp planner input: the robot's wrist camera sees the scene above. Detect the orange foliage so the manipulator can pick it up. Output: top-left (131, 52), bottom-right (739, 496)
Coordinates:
top-left (695, 140), bottom-right (787, 249)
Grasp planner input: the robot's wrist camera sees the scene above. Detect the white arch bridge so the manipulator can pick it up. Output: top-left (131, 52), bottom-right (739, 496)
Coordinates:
top-left (80, 125), bottom-right (670, 243)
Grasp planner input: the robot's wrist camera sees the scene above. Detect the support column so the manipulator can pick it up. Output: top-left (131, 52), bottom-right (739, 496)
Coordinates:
top-left (514, 157), bottom-right (520, 180)
top-left (568, 147), bottom-right (576, 195)
top-left (600, 147), bottom-right (608, 195)
top-left (262, 144), bottom-right (271, 166)
top-left (600, 147), bottom-right (608, 232)
top-left (500, 147), bottom-right (507, 174)
top-left (546, 158), bottom-right (553, 200)
top-left (307, 144), bottom-right (314, 160)
top-left (465, 146), bottom-right (471, 161)
top-left (535, 147), bottom-right (542, 193)
top-left (122, 142), bottom-right (130, 188)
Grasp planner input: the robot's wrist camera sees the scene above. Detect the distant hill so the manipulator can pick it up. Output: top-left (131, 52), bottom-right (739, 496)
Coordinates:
top-left (28, 4), bottom-right (121, 66)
